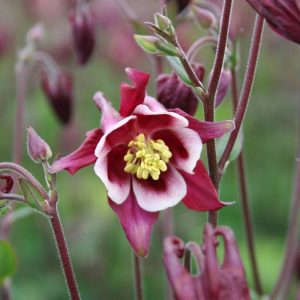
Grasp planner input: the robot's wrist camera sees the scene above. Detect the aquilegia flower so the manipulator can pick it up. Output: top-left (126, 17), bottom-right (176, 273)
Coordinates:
top-left (50, 68), bottom-right (234, 256)
top-left (163, 224), bottom-right (250, 299)
top-left (246, 0), bottom-right (300, 44)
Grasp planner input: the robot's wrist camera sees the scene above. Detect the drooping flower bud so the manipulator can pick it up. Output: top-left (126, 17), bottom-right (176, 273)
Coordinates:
top-left (27, 127), bottom-right (52, 163)
top-left (246, 0), bottom-right (300, 44)
top-left (215, 68), bottom-right (232, 107)
top-left (69, 3), bottom-right (95, 65)
top-left (0, 175), bottom-right (14, 193)
top-left (40, 69), bottom-right (73, 124)
top-left (156, 64), bottom-right (205, 115)
top-left (192, 5), bottom-right (217, 29)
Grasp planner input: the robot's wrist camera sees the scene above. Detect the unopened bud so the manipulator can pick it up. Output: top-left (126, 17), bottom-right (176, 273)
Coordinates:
top-left (69, 4), bottom-right (95, 65)
top-left (26, 23), bottom-right (44, 46)
top-left (214, 69), bottom-right (232, 107)
top-left (0, 175), bottom-right (14, 193)
top-left (157, 63), bottom-right (205, 115)
top-left (134, 35), bottom-right (159, 54)
top-left (154, 13), bottom-right (175, 38)
top-left (192, 5), bottom-right (217, 29)
top-left (27, 127), bottom-right (52, 163)
top-left (40, 69), bottom-right (73, 124)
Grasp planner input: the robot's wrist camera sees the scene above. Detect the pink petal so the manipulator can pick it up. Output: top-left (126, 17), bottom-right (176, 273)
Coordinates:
top-left (50, 128), bottom-right (103, 174)
top-left (94, 116), bottom-right (137, 158)
top-left (119, 68), bottom-right (150, 117)
top-left (109, 189), bottom-right (159, 257)
top-left (180, 161), bottom-right (225, 211)
top-left (132, 165), bottom-right (187, 212)
top-left (94, 145), bottom-right (130, 204)
top-left (143, 95), bottom-right (167, 112)
top-left (134, 104), bottom-right (188, 135)
top-left (169, 108), bottom-right (234, 143)
top-left (152, 128), bottom-right (202, 174)
top-left (93, 92), bottom-right (121, 131)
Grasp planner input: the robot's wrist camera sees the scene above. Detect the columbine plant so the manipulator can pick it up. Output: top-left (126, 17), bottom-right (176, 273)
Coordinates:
top-left (0, 128), bottom-right (81, 299)
top-left (50, 67), bottom-right (234, 256)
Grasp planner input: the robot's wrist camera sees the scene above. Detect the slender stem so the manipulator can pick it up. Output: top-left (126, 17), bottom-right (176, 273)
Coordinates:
top-left (13, 63), bottom-right (28, 165)
top-left (187, 36), bottom-right (218, 61)
top-left (218, 15), bottom-right (264, 173)
top-left (270, 116), bottom-right (300, 299)
top-left (0, 162), bottom-right (49, 200)
top-left (50, 208), bottom-right (81, 300)
top-left (231, 67), bottom-right (263, 295)
top-left (204, 0), bottom-right (232, 227)
top-left (132, 253), bottom-right (144, 300)
top-left (0, 194), bottom-right (26, 203)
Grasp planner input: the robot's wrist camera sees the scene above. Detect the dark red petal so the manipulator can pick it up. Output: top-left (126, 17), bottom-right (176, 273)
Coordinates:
top-left (0, 175), bottom-right (14, 193)
top-left (109, 189), bottom-right (159, 257)
top-left (50, 128), bottom-right (103, 174)
top-left (163, 236), bottom-right (199, 299)
top-left (135, 105), bottom-right (188, 135)
top-left (94, 144), bottom-right (130, 204)
top-left (119, 68), bottom-right (150, 117)
top-left (180, 161), bottom-right (225, 211)
top-left (169, 108), bottom-right (234, 143)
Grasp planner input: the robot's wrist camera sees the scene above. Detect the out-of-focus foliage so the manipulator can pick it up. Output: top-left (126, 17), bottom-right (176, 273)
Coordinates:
top-left (0, 0), bottom-right (300, 299)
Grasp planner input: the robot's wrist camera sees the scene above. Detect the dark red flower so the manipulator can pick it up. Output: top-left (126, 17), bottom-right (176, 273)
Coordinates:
top-left (157, 64), bottom-right (205, 116)
top-left (246, 0), bottom-right (300, 44)
top-left (69, 3), bottom-right (95, 65)
top-left (0, 175), bottom-right (14, 194)
top-left (50, 68), bottom-right (234, 256)
top-left (41, 70), bottom-right (73, 124)
top-left (163, 224), bottom-right (250, 300)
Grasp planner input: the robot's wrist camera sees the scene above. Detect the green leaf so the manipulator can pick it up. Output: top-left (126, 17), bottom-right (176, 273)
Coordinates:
top-left (18, 178), bottom-right (45, 214)
top-left (216, 131), bottom-right (243, 164)
top-left (0, 240), bottom-right (17, 284)
top-left (166, 56), bottom-right (193, 86)
top-left (155, 41), bottom-right (180, 56)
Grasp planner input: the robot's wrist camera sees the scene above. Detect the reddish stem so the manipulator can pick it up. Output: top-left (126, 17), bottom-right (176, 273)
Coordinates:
top-left (218, 15), bottom-right (264, 173)
top-left (133, 253), bottom-right (144, 300)
top-left (231, 67), bottom-right (263, 295)
top-left (50, 209), bottom-right (81, 300)
top-left (204, 0), bottom-right (233, 226)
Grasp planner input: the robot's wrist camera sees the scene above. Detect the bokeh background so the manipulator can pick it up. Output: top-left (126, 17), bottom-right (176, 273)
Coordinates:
top-left (0, 0), bottom-right (300, 299)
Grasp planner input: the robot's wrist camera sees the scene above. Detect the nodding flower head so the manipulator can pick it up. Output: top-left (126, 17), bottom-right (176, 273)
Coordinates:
top-left (69, 3), bottom-right (95, 65)
top-left (50, 68), bottom-right (234, 256)
top-left (246, 0), bottom-right (300, 44)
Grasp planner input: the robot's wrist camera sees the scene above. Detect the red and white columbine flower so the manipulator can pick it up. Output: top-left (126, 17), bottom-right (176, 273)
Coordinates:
top-left (50, 68), bottom-right (234, 257)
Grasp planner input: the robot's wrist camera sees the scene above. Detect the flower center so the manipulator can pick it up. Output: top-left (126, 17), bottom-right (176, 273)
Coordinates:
top-left (124, 133), bottom-right (172, 180)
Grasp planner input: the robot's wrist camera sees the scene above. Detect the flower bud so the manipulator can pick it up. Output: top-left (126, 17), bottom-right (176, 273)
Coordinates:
top-left (134, 35), bottom-right (159, 54)
top-left (0, 175), bottom-right (14, 193)
top-left (156, 64), bottom-right (205, 115)
top-left (40, 69), bottom-right (73, 124)
top-left (215, 69), bottom-right (232, 107)
top-left (27, 127), bottom-right (52, 163)
top-left (69, 4), bottom-right (95, 65)
top-left (26, 23), bottom-right (44, 47)
top-left (192, 5), bottom-right (217, 29)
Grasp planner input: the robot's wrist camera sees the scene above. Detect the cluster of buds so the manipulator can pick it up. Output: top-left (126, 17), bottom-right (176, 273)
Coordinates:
top-left (163, 224), bottom-right (250, 300)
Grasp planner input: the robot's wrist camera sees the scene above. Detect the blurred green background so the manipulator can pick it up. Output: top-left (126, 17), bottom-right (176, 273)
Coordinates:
top-left (0, 0), bottom-right (300, 299)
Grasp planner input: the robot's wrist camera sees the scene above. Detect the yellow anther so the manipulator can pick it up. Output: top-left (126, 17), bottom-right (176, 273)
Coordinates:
top-left (124, 133), bottom-right (172, 180)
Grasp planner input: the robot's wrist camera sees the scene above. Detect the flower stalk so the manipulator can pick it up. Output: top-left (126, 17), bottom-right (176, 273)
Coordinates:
top-left (133, 253), bottom-right (144, 300)
top-left (204, 0), bottom-right (233, 227)
top-left (230, 67), bottom-right (263, 296)
top-left (218, 15), bottom-right (264, 174)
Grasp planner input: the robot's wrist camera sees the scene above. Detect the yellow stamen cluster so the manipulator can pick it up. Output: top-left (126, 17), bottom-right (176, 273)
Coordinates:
top-left (124, 133), bottom-right (172, 180)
